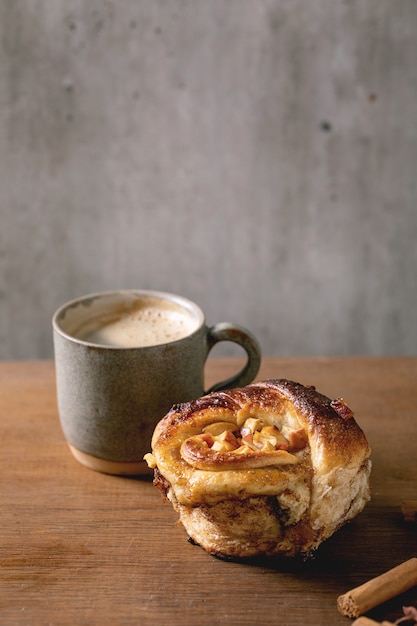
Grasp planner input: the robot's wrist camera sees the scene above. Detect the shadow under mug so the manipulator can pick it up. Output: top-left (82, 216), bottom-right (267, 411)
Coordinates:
top-left (52, 290), bottom-right (261, 475)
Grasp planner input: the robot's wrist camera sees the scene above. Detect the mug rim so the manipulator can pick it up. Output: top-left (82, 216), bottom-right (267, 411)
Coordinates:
top-left (52, 289), bottom-right (205, 350)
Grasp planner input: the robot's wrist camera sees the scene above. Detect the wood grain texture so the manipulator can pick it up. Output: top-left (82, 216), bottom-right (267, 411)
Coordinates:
top-left (1, 358), bottom-right (417, 625)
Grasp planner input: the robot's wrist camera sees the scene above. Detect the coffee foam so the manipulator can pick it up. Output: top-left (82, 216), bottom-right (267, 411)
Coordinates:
top-left (76, 298), bottom-right (199, 348)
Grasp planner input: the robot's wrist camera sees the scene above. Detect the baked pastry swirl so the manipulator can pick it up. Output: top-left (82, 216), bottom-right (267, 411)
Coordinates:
top-left (145, 379), bottom-right (371, 559)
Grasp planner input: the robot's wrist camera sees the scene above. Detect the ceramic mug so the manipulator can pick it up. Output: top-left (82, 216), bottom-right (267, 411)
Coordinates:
top-left (52, 290), bottom-right (261, 475)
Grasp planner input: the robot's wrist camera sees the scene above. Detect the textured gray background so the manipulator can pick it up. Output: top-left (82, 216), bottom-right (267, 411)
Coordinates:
top-left (1, 1), bottom-right (417, 359)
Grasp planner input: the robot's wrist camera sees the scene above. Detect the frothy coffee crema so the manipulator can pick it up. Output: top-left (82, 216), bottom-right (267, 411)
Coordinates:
top-left (78, 301), bottom-right (198, 348)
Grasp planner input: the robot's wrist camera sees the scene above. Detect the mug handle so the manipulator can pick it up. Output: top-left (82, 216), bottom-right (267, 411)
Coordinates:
top-left (206, 322), bottom-right (261, 393)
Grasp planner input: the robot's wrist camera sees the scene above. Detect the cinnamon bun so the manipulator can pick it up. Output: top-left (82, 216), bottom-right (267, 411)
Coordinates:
top-left (145, 379), bottom-right (371, 559)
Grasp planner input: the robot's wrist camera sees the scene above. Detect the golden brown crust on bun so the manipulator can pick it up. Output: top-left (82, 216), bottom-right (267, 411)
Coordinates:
top-left (146, 379), bottom-right (371, 559)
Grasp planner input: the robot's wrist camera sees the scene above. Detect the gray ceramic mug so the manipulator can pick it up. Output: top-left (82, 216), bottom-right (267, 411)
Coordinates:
top-left (52, 290), bottom-right (261, 475)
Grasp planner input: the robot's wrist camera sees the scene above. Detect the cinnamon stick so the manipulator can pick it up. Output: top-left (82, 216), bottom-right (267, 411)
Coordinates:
top-left (402, 501), bottom-right (417, 523)
top-left (337, 558), bottom-right (417, 618)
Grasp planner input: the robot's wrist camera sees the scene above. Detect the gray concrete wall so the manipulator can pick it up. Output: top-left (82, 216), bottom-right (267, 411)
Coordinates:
top-left (1, 0), bottom-right (417, 359)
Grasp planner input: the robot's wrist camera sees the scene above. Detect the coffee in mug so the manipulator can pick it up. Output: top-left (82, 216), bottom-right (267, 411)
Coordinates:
top-left (52, 290), bottom-right (261, 475)
top-left (73, 294), bottom-right (199, 348)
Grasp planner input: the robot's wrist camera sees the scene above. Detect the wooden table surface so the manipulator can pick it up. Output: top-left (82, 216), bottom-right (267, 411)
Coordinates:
top-left (1, 357), bottom-right (417, 625)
